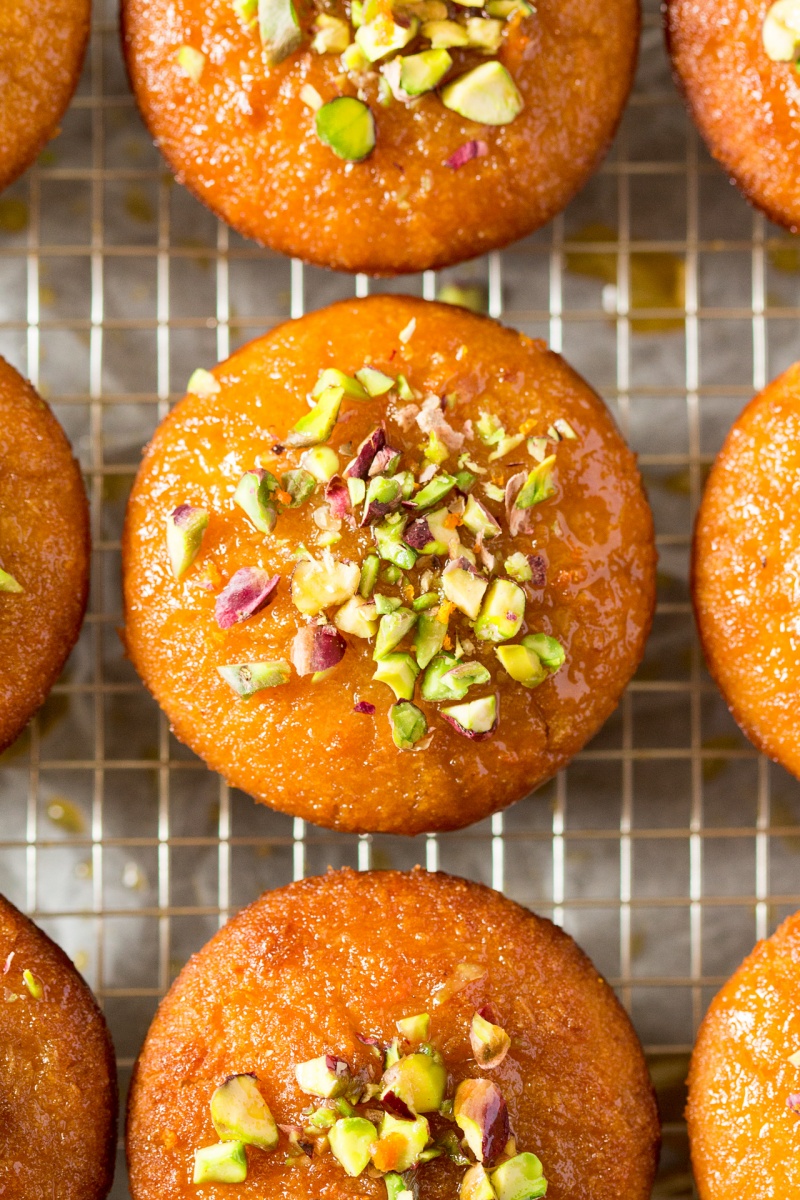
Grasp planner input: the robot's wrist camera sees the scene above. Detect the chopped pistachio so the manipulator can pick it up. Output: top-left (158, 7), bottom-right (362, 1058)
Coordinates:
top-left (286, 385), bottom-right (344, 447)
top-left (166, 504), bottom-right (209, 579)
top-left (373, 1112), bottom-right (430, 1172)
top-left (193, 1141), bottom-right (247, 1184)
top-left (465, 16), bottom-right (503, 52)
top-left (233, 0), bottom-right (258, 26)
top-left (382, 564), bottom-right (403, 585)
top-left (396, 374), bottom-right (415, 400)
top-left (360, 553), bottom-right (381, 597)
top-left (364, 475), bottom-right (402, 524)
top-left (442, 694), bottom-right (498, 739)
top-left (455, 469), bottom-right (477, 492)
top-left (291, 555), bottom-right (360, 615)
top-left (442, 559), bottom-right (488, 620)
top-left (385, 1174), bottom-right (408, 1200)
top-left (342, 40), bottom-right (370, 70)
top-left (351, 0), bottom-right (364, 25)
top-left (211, 1074), bottom-right (279, 1149)
top-left (393, 470), bottom-right (416, 499)
top-left (218, 661), bottom-right (291, 696)
top-left (527, 436), bottom-right (548, 463)
top-left (298, 447), bottom-right (338, 483)
top-left (415, 506), bottom-right (451, 554)
top-left (373, 652), bottom-right (420, 701)
top-left (316, 96), bottom-right (376, 161)
top-left (356, 366), bottom-right (396, 396)
top-left (551, 416), bottom-right (577, 440)
top-left (334, 595), bottom-right (379, 638)
top-left (421, 17), bottom-right (469, 46)
top-left (523, 633), bottom-right (565, 672)
top-left (412, 592), bottom-right (439, 612)
top-left (462, 495), bottom-right (501, 538)
top-left (312, 13), bottom-right (351, 53)
top-left (348, 477), bottom-right (367, 507)
top-left (390, 701), bottom-right (428, 749)
top-left (374, 607), bottom-right (418, 658)
top-left (375, 517), bottom-right (418, 571)
top-left (423, 429), bottom-right (450, 464)
top-left (186, 367), bottom-right (220, 397)
top-left (281, 468), bottom-right (317, 507)
top-left (412, 473), bottom-right (456, 509)
top-left (356, 14), bottom-right (419, 61)
top-left (454, 1078), bottom-right (509, 1164)
top-left (296, 1055), bottom-right (351, 1098)
top-left (414, 610), bottom-right (447, 668)
top-left (300, 82), bottom-right (324, 110)
top-left (397, 1012), bottom-right (430, 1041)
top-left (386, 48), bottom-right (452, 97)
top-left (258, 0), bottom-right (302, 63)
top-left (381, 1051), bottom-right (447, 1114)
top-left (313, 367), bottom-right (369, 399)
top-left (503, 552), bottom-right (532, 583)
top-left (789, 1049), bottom-right (800, 1067)
top-left (308, 1107), bottom-right (338, 1131)
top-left (441, 61), bottom-right (523, 126)
top-left (176, 45), bottom-right (206, 81)
top-left (22, 969), bottom-right (43, 999)
top-left (485, 0), bottom-right (532, 14)
top-left (476, 411), bottom-right (505, 445)
top-left (375, 593), bottom-right (403, 615)
top-left (488, 432), bottom-right (526, 462)
top-left (475, 579), bottom-right (525, 643)
top-left (438, 283), bottom-right (487, 312)
top-left (763, 0), bottom-right (800, 60)
top-left (483, 482), bottom-right (506, 502)
top-left (329, 1116), bottom-right (376, 1175)
top-left (470, 1010), bottom-right (511, 1069)
top-left (515, 456), bottom-right (556, 508)
top-left (490, 1153), bottom-right (548, 1200)
top-left (234, 468), bottom-right (279, 534)
top-left (461, 1164), bottom-right (498, 1200)
top-left (421, 652), bottom-right (490, 702)
top-left (0, 567), bottom-right (23, 593)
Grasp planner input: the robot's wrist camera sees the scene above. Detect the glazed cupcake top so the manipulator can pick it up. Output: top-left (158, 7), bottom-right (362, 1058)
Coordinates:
top-left (123, 297), bottom-right (655, 834)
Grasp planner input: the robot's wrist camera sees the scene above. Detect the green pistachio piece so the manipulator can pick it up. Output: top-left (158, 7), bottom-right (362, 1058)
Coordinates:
top-left (375, 593), bottom-right (403, 615)
top-left (393, 470), bottom-right (416, 499)
top-left (234, 469), bottom-right (279, 534)
top-left (217, 661), bottom-right (291, 696)
top-left (397, 1012), bottom-right (430, 1041)
top-left (527, 436), bottom-right (549, 462)
top-left (763, 0), bottom-right (800, 60)
top-left (0, 567), bottom-right (23, 593)
top-left (485, 0), bottom-right (532, 15)
top-left (421, 17), bottom-right (469, 46)
top-left (515, 455), bottom-right (556, 508)
top-left (476, 411), bottom-right (504, 445)
top-left (381, 1052), bottom-right (447, 1113)
top-left (412, 592), bottom-right (439, 612)
top-left (474, 579), bottom-right (525, 643)
top-left (495, 644), bottom-right (545, 688)
top-left (342, 40), bottom-right (370, 70)
top-left (312, 369), bottom-right (368, 400)
top-left (438, 283), bottom-right (487, 313)
top-left (193, 1141), bottom-right (247, 1184)
top-left (465, 16), bottom-right (503, 51)
top-left (365, 475), bottom-right (402, 521)
top-left (233, 0), bottom-right (258, 26)
top-left (356, 366), bottom-right (396, 396)
top-left (390, 48), bottom-right (452, 96)
top-left (461, 1164), bottom-right (498, 1200)
top-left (412, 473), bottom-right (457, 509)
top-left (384, 1174), bottom-right (409, 1200)
top-left (442, 559), bottom-right (488, 620)
top-left (286, 385), bottom-right (344, 447)
top-left (329, 1117), bottom-right (377, 1176)
top-left (421, 653), bottom-right (490, 702)
top-left (301, 446), bottom-right (340, 482)
top-left (488, 432), bottom-right (526, 462)
top-left (312, 13), bottom-right (351, 53)
top-left (308, 1107), bottom-right (337, 1131)
top-left (455, 469), bottom-right (477, 492)
top-left (258, 0), bottom-right (301, 63)
top-left (186, 367), bottom-right (220, 397)
top-left (291, 555), bottom-right (360, 615)
top-left (210, 1074), bottom-right (279, 1150)
top-left (356, 14), bottom-right (418, 61)
top-left (295, 1055), bottom-right (350, 1098)
top-left (374, 607), bottom-right (417, 658)
top-left (384, 1037), bottom-right (402, 1070)
top-left (414, 611), bottom-right (447, 668)
top-left (390, 701), bottom-right (428, 750)
top-left (424, 430), bottom-right (450, 464)
top-left (490, 1153), bottom-right (548, 1200)
top-left (176, 45), bottom-right (206, 81)
top-left (348, 477), bottom-right (367, 507)
top-left (442, 60), bottom-right (523, 125)
top-left (418, 506), bottom-right (452, 554)
top-left (396, 374), bottom-right (415, 400)
top-left (382, 563), bottom-right (403, 584)
top-left (373, 652), bottom-right (420, 701)
top-left (550, 416), bottom-right (577, 440)
top-left (334, 595), bottom-right (379, 638)
top-left (484, 482), bottom-right (506, 502)
top-left (442, 694), bottom-right (497, 737)
top-left (316, 97), bottom-right (376, 161)
top-left (351, 0), bottom-right (364, 26)
top-left (375, 517), bottom-right (418, 570)
top-left (280, 469), bottom-right (316, 510)
top-left (374, 1113), bottom-right (430, 1172)
top-left (504, 552), bottom-right (532, 583)
top-left (359, 552), bottom-right (381, 597)
top-left (462, 495), bottom-right (501, 538)
top-left (523, 633), bottom-right (565, 672)
top-left (166, 504), bottom-right (209, 579)
top-left (22, 969), bottom-right (43, 999)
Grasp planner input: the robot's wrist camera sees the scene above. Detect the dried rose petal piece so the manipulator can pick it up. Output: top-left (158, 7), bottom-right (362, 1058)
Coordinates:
top-left (445, 139), bottom-right (489, 170)
top-left (215, 568), bottom-right (280, 629)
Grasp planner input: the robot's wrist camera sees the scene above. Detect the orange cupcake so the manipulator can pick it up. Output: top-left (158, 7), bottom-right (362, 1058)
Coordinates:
top-left (122, 0), bottom-right (639, 274)
top-left (693, 362), bottom-right (800, 778)
top-left (122, 296), bottom-right (656, 835)
top-left (0, 356), bottom-right (90, 752)
top-left (688, 911), bottom-right (800, 1197)
top-left (127, 868), bottom-right (660, 1200)
top-left (0, 893), bottom-right (118, 1199)
top-left (0, 0), bottom-right (91, 192)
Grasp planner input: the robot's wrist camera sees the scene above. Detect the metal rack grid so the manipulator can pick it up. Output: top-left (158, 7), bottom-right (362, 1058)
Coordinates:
top-left (3, 0), bottom-right (800, 1195)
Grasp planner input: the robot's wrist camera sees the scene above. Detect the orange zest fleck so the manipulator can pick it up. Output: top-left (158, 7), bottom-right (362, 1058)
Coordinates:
top-left (443, 635), bottom-right (453, 650)
top-left (443, 513), bottom-right (461, 529)
top-left (520, 417), bottom-right (536, 435)
top-left (372, 1133), bottom-right (405, 1173)
top-left (276, 489), bottom-right (293, 506)
top-left (403, 585), bottom-right (414, 603)
top-left (436, 601), bottom-right (455, 625)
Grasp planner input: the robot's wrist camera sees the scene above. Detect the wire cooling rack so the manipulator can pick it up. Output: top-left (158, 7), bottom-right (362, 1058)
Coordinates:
top-left (3, 0), bottom-right (800, 1194)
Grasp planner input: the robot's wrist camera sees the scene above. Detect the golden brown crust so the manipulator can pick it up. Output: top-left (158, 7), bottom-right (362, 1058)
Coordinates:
top-left (122, 295), bottom-right (656, 835)
top-left (121, 0), bottom-right (639, 274)
top-left (666, 0), bottom-right (800, 232)
top-left (127, 868), bottom-right (659, 1200)
top-left (692, 362), bottom-right (800, 778)
top-left (0, 357), bottom-right (90, 751)
top-left (0, 0), bottom-right (91, 192)
top-left (0, 893), bottom-right (118, 1199)
top-left (687, 911), bottom-right (800, 1198)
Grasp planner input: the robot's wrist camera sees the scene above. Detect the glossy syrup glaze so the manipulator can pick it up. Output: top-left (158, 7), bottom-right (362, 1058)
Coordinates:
top-left (123, 297), bottom-right (655, 834)
top-left (127, 868), bottom-right (660, 1200)
top-left (688, 910), bottom-right (800, 1198)
top-left (121, 0), bottom-right (638, 274)
top-left (667, 0), bottom-right (800, 231)
top-left (693, 362), bottom-right (800, 779)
